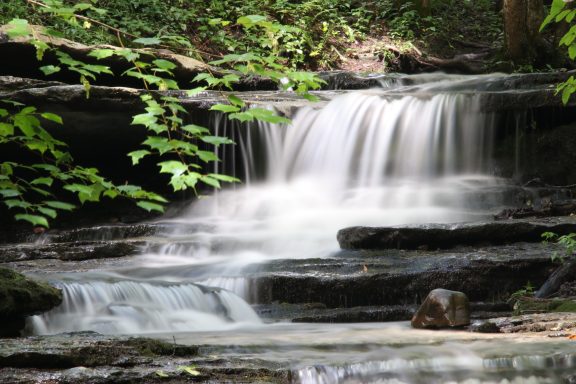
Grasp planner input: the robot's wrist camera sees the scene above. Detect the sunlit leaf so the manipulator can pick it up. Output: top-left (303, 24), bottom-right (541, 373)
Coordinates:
top-left (38, 207), bottom-right (57, 219)
top-left (15, 213), bottom-right (49, 228)
top-left (153, 59), bottom-right (177, 71)
top-left (158, 161), bottom-right (188, 176)
top-left (133, 37), bottom-right (162, 45)
top-left (44, 200), bottom-right (76, 211)
top-left (40, 112), bottom-right (63, 124)
top-left (6, 19), bottom-right (31, 39)
top-left (40, 65), bottom-right (62, 76)
top-left (210, 104), bottom-right (240, 113)
top-left (127, 150), bottom-right (151, 165)
top-left (31, 177), bottom-right (54, 187)
top-left (136, 200), bottom-right (164, 212)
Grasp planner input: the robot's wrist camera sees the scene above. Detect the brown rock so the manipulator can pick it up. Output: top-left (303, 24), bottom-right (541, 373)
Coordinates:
top-left (411, 288), bottom-right (470, 329)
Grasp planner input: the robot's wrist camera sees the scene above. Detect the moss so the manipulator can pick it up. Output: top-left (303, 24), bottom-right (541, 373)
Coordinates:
top-left (0, 267), bottom-right (62, 317)
top-left (552, 300), bottom-right (576, 313)
top-left (514, 297), bottom-right (576, 315)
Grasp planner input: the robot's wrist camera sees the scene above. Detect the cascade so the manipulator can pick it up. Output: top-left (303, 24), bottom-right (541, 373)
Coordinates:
top-left (132, 82), bottom-right (505, 299)
top-left (31, 75), bottom-right (507, 333)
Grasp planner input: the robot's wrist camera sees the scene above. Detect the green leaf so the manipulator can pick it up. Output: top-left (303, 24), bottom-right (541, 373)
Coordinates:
top-left (40, 113), bottom-right (63, 124)
top-left (570, 44), bottom-right (576, 60)
top-left (210, 104), bottom-right (240, 113)
top-left (248, 108), bottom-right (291, 124)
top-left (44, 200), bottom-right (76, 211)
top-left (32, 164), bottom-right (60, 173)
top-left (14, 114), bottom-right (39, 137)
top-left (186, 87), bottom-right (207, 97)
top-left (131, 113), bottom-right (158, 127)
top-left (6, 19), bottom-right (31, 39)
top-left (227, 95), bottom-right (245, 107)
top-left (115, 48), bottom-right (140, 62)
top-left (181, 124), bottom-right (209, 136)
top-left (158, 161), bottom-right (188, 176)
top-left (178, 365), bottom-right (201, 377)
top-left (40, 65), bottom-right (62, 76)
top-left (0, 189), bottom-right (21, 198)
top-left (200, 175), bottom-right (221, 189)
top-left (31, 186), bottom-right (52, 197)
top-left (31, 177), bottom-right (53, 187)
top-left (0, 123), bottom-right (14, 136)
top-left (133, 37), bottom-right (162, 45)
top-left (237, 15), bottom-right (267, 29)
top-left (229, 112), bottom-right (254, 122)
top-left (208, 173), bottom-right (240, 183)
top-left (127, 150), bottom-right (151, 165)
top-left (197, 150), bottom-right (219, 162)
top-left (38, 207), bottom-right (57, 219)
top-left (201, 136), bottom-right (234, 146)
top-left (3, 199), bottom-right (31, 209)
top-left (15, 214), bottom-right (49, 228)
top-left (152, 59), bottom-right (177, 71)
top-left (136, 200), bottom-right (164, 212)
top-left (64, 183), bottom-right (98, 203)
top-left (88, 48), bottom-right (116, 60)
top-left (142, 136), bottom-right (172, 154)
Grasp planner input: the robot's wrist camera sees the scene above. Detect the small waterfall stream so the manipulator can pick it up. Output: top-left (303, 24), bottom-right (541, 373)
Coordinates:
top-left (31, 75), bottom-right (507, 332)
top-left (25, 74), bottom-right (571, 383)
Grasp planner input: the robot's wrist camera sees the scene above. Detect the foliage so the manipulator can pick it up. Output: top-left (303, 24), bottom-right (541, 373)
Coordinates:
top-left (541, 0), bottom-right (576, 103)
top-left (1, 1), bottom-right (325, 227)
top-left (508, 281), bottom-right (535, 304)
top-left (542, 231), bottom-right (576, 263)
top-left (0, 99), bottom-right (167, 227)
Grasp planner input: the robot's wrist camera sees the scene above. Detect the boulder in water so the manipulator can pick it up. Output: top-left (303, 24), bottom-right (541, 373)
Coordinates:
top-left (0, 267), bottom-right (62, 337)
top-left (411, 288), bottom-right (470, 329)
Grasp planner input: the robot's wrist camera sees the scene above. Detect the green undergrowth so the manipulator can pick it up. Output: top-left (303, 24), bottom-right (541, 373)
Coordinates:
top-left (0, 0), bottom-right (504, 70)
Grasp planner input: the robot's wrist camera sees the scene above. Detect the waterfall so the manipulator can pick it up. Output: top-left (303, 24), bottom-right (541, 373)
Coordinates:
top-left (29, 280), bottom-right (261, 335)
top-left (140, 87), bottom-right (504, 279)
top-left (30, 77), bottom-right (510, 334)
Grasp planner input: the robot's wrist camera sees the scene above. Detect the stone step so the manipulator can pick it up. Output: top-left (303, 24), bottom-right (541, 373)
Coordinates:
top-left (337, 217), bottom-right (576, 251)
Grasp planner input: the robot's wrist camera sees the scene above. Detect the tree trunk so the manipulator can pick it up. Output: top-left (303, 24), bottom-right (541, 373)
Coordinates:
top-left (416, 0), bottom-right (431, 16)
top-left (503, 0), bottom-right (545, 65)
top-left (393, 0), bottom-right (431, 16)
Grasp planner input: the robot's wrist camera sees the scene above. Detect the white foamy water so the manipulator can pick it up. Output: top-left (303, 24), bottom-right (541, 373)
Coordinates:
top-left (30, 76), bottom-right (513, 337)
top-left (140, 88), bottom-right (504, 273)
top-left (29, 280), bottom-right (261, 335)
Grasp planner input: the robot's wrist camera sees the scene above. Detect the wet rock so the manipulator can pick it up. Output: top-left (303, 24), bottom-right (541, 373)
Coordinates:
top-left (291, 305), bottom-right (416, 323)
top-left (0, 241), bottom-right (142, 263)
top-left (469, 320), bottom-right (501, 333)
top-left (0, 335), bottom-right (198, 368)
top-left (253, 243), bottom-right (556, 308)
top-left (494, 199), bottom-right (576, 220)
top-left (411, 289), bottom-right (470, 329)
top-left (337, 218), bottom-right (576, 250)
top-left (0, 267), bottom-right (62, 337)
top-left (482, 312), bottom-right (576, 334)
top-left (0, 333), bottom-right (289, 383)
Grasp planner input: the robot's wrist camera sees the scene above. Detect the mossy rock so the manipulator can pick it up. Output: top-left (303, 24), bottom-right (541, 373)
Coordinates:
top-left (0, 267), bottom-right (62, 318)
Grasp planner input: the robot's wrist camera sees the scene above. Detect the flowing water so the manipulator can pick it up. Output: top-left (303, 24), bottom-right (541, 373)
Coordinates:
top-left (26, 74), bottom-right (569, 383)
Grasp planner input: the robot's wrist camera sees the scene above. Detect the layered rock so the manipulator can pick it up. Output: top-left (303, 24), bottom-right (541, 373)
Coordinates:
top-left (337, 218), bottom-right (576, 250)
top-left (0, 267), bottom-right (62, 337)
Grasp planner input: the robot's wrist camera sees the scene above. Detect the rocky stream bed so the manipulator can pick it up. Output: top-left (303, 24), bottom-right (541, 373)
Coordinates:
top-left (2, 214), bottom-right (576, 383)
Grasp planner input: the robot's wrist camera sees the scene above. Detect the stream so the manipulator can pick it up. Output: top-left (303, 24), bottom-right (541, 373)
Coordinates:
top-left (15, 74), bottom-right (576, 383)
